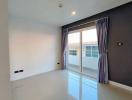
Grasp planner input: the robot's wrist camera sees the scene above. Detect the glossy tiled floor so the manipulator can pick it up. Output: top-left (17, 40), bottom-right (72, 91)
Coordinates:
top-left (12, 70), bottom-right (132, 100)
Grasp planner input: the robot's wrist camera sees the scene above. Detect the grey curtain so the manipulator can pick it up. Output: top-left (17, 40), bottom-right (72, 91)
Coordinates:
top-left (61, 28), bottom-right (68, 69)
top-left (96, 17), bottom-right (109, 83)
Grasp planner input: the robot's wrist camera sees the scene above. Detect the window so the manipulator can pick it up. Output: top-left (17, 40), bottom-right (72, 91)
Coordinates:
top-left (86, 46), bottom-right (92, 57)
top-left (92, 46), bottom-right (98, 57)
top-left (69, 50), bottom-right (77, 56)
top-left (86, 46), bottom-right (98, 57)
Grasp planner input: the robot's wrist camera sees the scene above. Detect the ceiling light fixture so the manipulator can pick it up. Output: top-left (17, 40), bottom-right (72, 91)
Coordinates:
top-left (72, 11), bottom-right (76, 15)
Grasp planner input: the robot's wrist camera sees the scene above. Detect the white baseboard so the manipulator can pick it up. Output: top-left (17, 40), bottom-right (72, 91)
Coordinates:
top-left (109, 81), bottom-right (132, 92)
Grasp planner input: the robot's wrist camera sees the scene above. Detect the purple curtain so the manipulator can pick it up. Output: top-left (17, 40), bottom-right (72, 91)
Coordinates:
top-left (96, 17), bottom-right (109, 83)
top-left (61, 28), bottom-right (68, 69)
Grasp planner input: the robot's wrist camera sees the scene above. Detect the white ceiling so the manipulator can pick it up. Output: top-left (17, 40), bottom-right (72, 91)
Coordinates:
top-left (9, 0), bottom-right (132, 26)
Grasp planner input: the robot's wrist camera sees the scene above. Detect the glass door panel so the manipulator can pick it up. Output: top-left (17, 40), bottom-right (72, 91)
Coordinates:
top-left (67, 32), bottom-right (81, 72)
top-left (82, 27), bottom-right (99, 79)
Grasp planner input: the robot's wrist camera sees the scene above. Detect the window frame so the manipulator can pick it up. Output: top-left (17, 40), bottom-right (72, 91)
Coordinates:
top-left (66, 25), bottom-right (98, 74)
top-left (69, 50), bottom-right (77, 56)
top-left (85, 45), bottom-right (99, 58)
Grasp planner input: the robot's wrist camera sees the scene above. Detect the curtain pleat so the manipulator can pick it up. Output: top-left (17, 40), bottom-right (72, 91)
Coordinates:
top-left (96, 17), bottom-right (109, 83)
top-left (61, 28), bottom-right (68, 69)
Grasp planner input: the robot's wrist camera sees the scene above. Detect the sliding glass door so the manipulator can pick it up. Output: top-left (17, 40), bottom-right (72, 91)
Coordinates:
top-left (67, 32), bottom-right (81, 72)
top-left (82, 27), bottom-right (99, 78)
top-left (67, 26), bottom-right (99, 79)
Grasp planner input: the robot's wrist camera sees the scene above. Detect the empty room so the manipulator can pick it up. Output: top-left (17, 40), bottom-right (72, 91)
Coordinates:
top-left (0, 0), bottom-right (132, 100)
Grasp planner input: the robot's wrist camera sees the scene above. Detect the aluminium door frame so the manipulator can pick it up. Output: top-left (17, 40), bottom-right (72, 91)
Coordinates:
top-left (66, 26), bottom-right (97, 74)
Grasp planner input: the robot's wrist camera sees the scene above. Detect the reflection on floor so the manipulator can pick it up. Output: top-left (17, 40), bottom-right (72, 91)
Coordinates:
top-left (68, 72), bottom-right (97, 100)
top-left (12, 70), bottom-right (132, 100)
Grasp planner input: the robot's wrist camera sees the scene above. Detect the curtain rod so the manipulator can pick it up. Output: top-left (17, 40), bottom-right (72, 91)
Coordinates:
top-left (67, 17), bottom-right (108, 30)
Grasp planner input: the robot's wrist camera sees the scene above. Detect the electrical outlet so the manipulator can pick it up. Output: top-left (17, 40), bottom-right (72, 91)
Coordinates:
top-left (19, 70), bottom-right (24, 72)
top-left (14, 71), bottom-right (19, 73)
top-left (57, 62), bottom-right (60, 64)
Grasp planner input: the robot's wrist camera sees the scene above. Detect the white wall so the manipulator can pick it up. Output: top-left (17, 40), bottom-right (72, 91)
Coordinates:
top-left (82, 57), bottom-right (98, 70)
top-left (68, 55), bottom-right (80, 65)
top-left (0, 0), bottom-right (11, 100)
top-left (68, 55), bottom-right (98, 70)
top-left (9, 17), bottom-right (61, 81)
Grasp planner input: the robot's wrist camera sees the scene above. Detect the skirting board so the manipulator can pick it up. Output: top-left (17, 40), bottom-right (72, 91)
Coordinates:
top-left (109, 81), bottom-right (132, 92)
